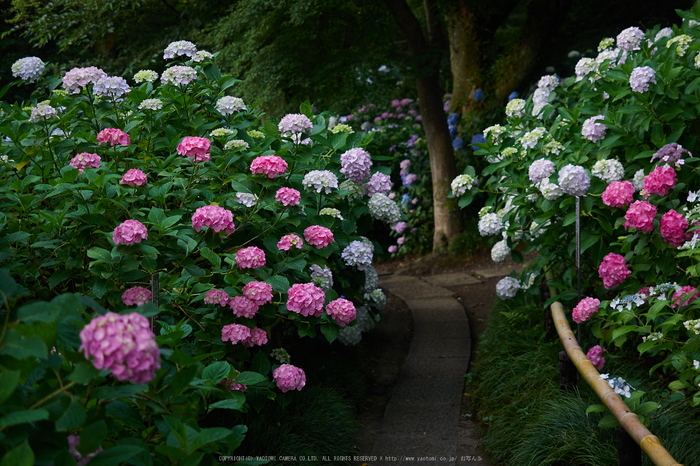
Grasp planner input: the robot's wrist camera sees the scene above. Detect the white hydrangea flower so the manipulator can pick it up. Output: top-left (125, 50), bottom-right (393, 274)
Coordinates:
top-left (667, 35), bottom-right (692, 56)
top-left (575, 57), bottom-right (598, 82)
top-left (538, 179), bottom-right (563, 200)
top-left (478, 213), bottom-right (503, 236)
top-left (654, 27), bottom-right (673, 42)
top-left (496, 276), bottom-right (521, 300)
top-left (210, 128), bottom-right (234, 138)
top-left (542, 140), bottom-right (564, 155)
top-left (491, 239), bottom-right (510, 263)
top-left (364, 266), bottom-right (378, 291)
top-left (303, 170), bottom-right (338, 193)
top-left (139, 98), bottom-right (163, 111)
top-left (598, 37), bottom-right (615, 51)
top-left (519, 127), bottom-right (546, 149)
top-left (337, 324), bottom-right (363, 346)
top-left (320, 207), bottom-right (344, 220)
top-left (11, 56), bottom-right (45, 82)
top-left (684, 319), bottom-right (700, 335)
top-left (163, 40), bottom-right (197, 60)
top-left (632, 169), bottom-right (645, 191)
top-left (451, 174), bottom-right (475, 196)
top-left (270, 348), bottom-right (291, 364)
top-left (505, 99), bottom-right (526, 118)
top-left (529, 219), bottom-right (550, 239)
top-left (224, 139), bottom-right (249, 150)
top-left (483, 125), bottom-right (506, 145)
top-left (29, 104), bottom-right (58, 122)
top-left (531, 88), bottom-right (551, 118)
top-left (538, 75), bottom-right (560, 92)
top-left (642, 332), bottom-right (663, 342)
top-left (234, 192), bottom-right (258, 207)
top-left (134, 70), bottom-right (158, 83)
top-left (592, 159), bottom-right (624, 183)
top-left (216, 96), bottom-right (246, 115)
top-left (192, 50), bottom-right (213, 62)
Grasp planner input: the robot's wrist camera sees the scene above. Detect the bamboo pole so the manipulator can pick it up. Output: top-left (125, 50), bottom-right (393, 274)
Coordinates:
top-left (550, 301), bottom-right (683, 466)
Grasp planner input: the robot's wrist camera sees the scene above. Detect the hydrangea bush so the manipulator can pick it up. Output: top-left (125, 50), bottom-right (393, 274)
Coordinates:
top-left (451, 5), bottom-right (700, 411)
top-left (0, 43), bottom-right (397, 462)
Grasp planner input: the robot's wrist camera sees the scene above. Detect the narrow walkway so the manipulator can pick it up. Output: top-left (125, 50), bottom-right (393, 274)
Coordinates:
top-left (369, 266), bottom-right (520, 466)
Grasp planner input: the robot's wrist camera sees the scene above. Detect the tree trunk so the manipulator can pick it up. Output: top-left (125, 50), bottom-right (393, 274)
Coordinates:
top-left (382, 0), bottom-right (462, 252)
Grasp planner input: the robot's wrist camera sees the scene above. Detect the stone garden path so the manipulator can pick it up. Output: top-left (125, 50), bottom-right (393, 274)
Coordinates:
top-left (367, 265), bottom-right (521, 466)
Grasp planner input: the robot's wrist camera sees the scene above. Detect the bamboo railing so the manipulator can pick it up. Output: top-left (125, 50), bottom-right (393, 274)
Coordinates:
top-left (550, 300), bottom-right (683, 466)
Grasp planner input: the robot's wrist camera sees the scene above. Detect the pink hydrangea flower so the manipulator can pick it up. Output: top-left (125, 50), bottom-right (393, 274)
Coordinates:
top-left (243, 327), bottom-right (268, 347)
top-left (191, 205), bottom-right (235, 234)
top-left (602, 180), bottom-right (634, 208)
top-left (304, 225), bottom-right (334, 249)
top-left (671, 285), bottom-right (700, 309)
top-left (388, 245), bottom-right (398, 253)
top-left (393, 222), bottom-right (408, 233)
top-left (598, 253), bottom-right (631, 289)
top-left (643, 165), bottom-right (676, 197)
top-left (286, 283), bottom-right (325, 317)
top-left (660, 209), bottom-right (691, 247)
top-left (121, 286), bottom-right (152, 306)
top-left (273, 364), bottom-right (306, 392)
top-left (278, 234), bottom-right (303, 251)
top-left (250, 155), bottom-right (288, 178)
top-left (121, 168), bottom-right (147, 186)
top-left (204, 289), bottom-right (230, 307)
top-left (623, 201), bottom-right (657, 233)
top-left (79, 312), bottom-right (160, 384)
top-left (228, 296), bottom-right (259, 319)
top-left (572, 297), bottom-right (600, 323)
top-left (278, 114), bottom-right (312, 135)
top-left (97, 128), bottom-right (130, 146)
top-left (177, 136), bottom-right (211, 162)
top-left (221, 323), bottom-right (251, 345)
top-left (113, 219), bottom-right (148, 245)
top-left (326, 298), bottom-right (356, 327)
top-left (220, 379), bottom-right (247, 392)
top-left (586, 345), bottom-right (606, 370)
top-left (236, 246), bottom-right (266, 269)
top-left (69, 152), bottom-right (101, 174)
top-left (243, 281), bottom-right (273, 306)
top-left (275, 187), bottom-right (301, 206)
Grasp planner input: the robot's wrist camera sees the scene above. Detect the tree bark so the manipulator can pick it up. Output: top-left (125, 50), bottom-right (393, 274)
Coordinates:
top-left (382, 0), bottom-right (462, 252)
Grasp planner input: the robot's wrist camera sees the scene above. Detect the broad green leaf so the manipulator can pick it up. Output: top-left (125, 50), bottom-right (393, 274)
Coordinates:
top-left (202, 361), bottom-right (230, 384)
top-left (208, 399), bottom-right (244, 412)
top-left (95, 384), bottom-right (147, 400)
top-left (0, 370), bottom-right (20, 404)
top-left (0, 440), bottom-right (34, 466)
top-left (266, 275), bottom-right (290, 294)
top-left (612, 325), bottom-right (638, 341)
top-left (67, 362), bottom-right (100, 384)
top-left (235, 371), bottom-right (266, 385)
top-left (190, 427), bottom-right (234, 452)
top-left (635, 401), bottom-right (660, 416)
top-left (87, 445), bottom-right (145, 466)
top-left (200, 247), bottom-right (222, 268)
top-left (77, 421), bottom-right (108, 457)
top-left (56, 398), bottom-right (86, 431)
top-left (320, 323), bottom-right (339, 343)
top-left (0, 330), bottom-right (48, 360)
top-left (585, 404), bottom-right (608, 414)
top-left (597, 413), bottom-right (620, 429)
top-left (17, 302), bottom-right (60, 324)
top-left (0, 409), bottom-right (49, 428)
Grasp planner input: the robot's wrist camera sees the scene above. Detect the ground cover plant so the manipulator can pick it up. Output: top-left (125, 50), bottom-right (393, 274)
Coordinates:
top-left (469, 295), bottom-right (700, 465)
top-left (454, 3), bottom-right (700, 423)
top-left (0, 42), bottom-right (401, 464)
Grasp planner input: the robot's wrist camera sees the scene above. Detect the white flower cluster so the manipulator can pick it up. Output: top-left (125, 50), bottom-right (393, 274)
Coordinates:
top-left (542, 140), bottom-right (564, 156)
top-left (161, 66), bottom-right (198, 86)
top-left (12, 57), bottom-right (45, 82)
top-left (164, 40), bottom-right (197, 60)
top-left (364, 266), bottom-right (379, 291)
top-left (339, 180), bottom-right (365, 200)
top-left (529, 219), bottom-right (550, 239)
top-left (505, 99), bottom-right (526, 118)
top-left (270, 348), bottom-right (291, 364)
top-left (491, 239), bottom-right (510, 263)
top-left (478, 213), bottom-right (503, 236)
top-left (320, 207), bottom-right (344, 220)
top-left (592, 159), bottom-right (624, 183)
top-left (632, 169), bottom-right (645, 191)
top-left (193, 50), bottom-right (213, 62)
top-left (496, 276), bottom-right (521, 300)
top-left (519, 127), bottom-right (546, 149)
top-left (451, 174), bottom-right (475, 196)
top-left (483, 125), bottom-right (506, 145)
top-left (538, 179), bottom-right (563, 200)
top-left (642, 332), bottom-right (663, 342)
top-left (93, 76), bottom-right (130, 100)
top-left (216, 96), bottom-right (246, 115)
top-left (234, 192), bottom-right (258, 207)
top-left (365, 289), bottom-right (386, 309)
top-left (29, 104), bottom-right (58, 123)
top-left (520, 273), bottom-right (537, 291)
top-left (599, 373), bottom-right (634, 398)
top-left (684, 319), bottom-right (700, 335)
top-left (139, 98), bottom-right (163, 111)
top-left (610, 294), bottom-right (646, 312)
top-left (667, 35), bottom-right (692, 57)
top-left (134, 70), bottom-right (158, 83)
top-left (303, 170), bottom-right (338, 193)
top-left (224, 139), bottom-right (249, 150)
top-left (368, 193), bottom-right (401, 224)
top-left (210, 128), bottom-right (234, 138)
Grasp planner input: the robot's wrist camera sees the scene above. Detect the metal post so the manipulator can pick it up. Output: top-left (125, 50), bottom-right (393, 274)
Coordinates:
top-left (558, 351), bottom-right (577, 390)
top-left (617, 426), bottom-right (642, 466)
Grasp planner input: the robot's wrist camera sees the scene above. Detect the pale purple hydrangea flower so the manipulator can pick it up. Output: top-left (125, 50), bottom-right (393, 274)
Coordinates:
top-left (340, 147), bottom-right (372, 182)
top-left (216, 96), bottom-right (246, 115)
top-left (629, 66), bottom-right (656, 93)
top-left (393, 222), bottom-right (408, 233)
top-left (364, 172), bottom-right (393, 196)
top-left (368, 193), bottom-right (401, 224)
top-left (235, 192), bottom-right (258, 207)
top-left (29, 104), bottom-right (58, 123)
top-left (582, 115), bottom-right (607, 142)
top-left (528, 159), bottom-right (555, 184)
top-left (62, 66), bottom-right (108, 94)
top-left (163, 40), bottom-right (197, 60)
top-left (655, 27), bottom-right (674, 42)
top-left (79, 312), bottom-right (160, 384)
top-left (342, 240), bottom-right (373, 269)
top-left (616, 27), bottom-right (645, 51)
top-left (651, 143), bottom-right (690, 168)
top-left (12, 56), bottom-right (45, 83)
top-left (279, 114), bottom-right (313, 143)
top-left (302, 170), bottom-right (338, 193)
top-left (496, 277), bottom-right (521, 299)
top-left (558, 164), bottom-right (590, 196)
top-left (93, 76), bottom-right (130, 100)
top-left (161, 66), bottom-right (197, 86)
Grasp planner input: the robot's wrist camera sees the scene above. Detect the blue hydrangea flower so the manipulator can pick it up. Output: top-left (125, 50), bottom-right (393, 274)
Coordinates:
top-left (452, 137), bottom-right (464, 150)
top-left (472, 89), bottom-right (484, 102)
top-left (471, 134), bottom-right (486, 151)
top-left (449, 124), bottom-right (458, 139)
top-left (508, 91), bottom-right (519, 101)
top-left (447, 113), bottom-right (459, 125)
